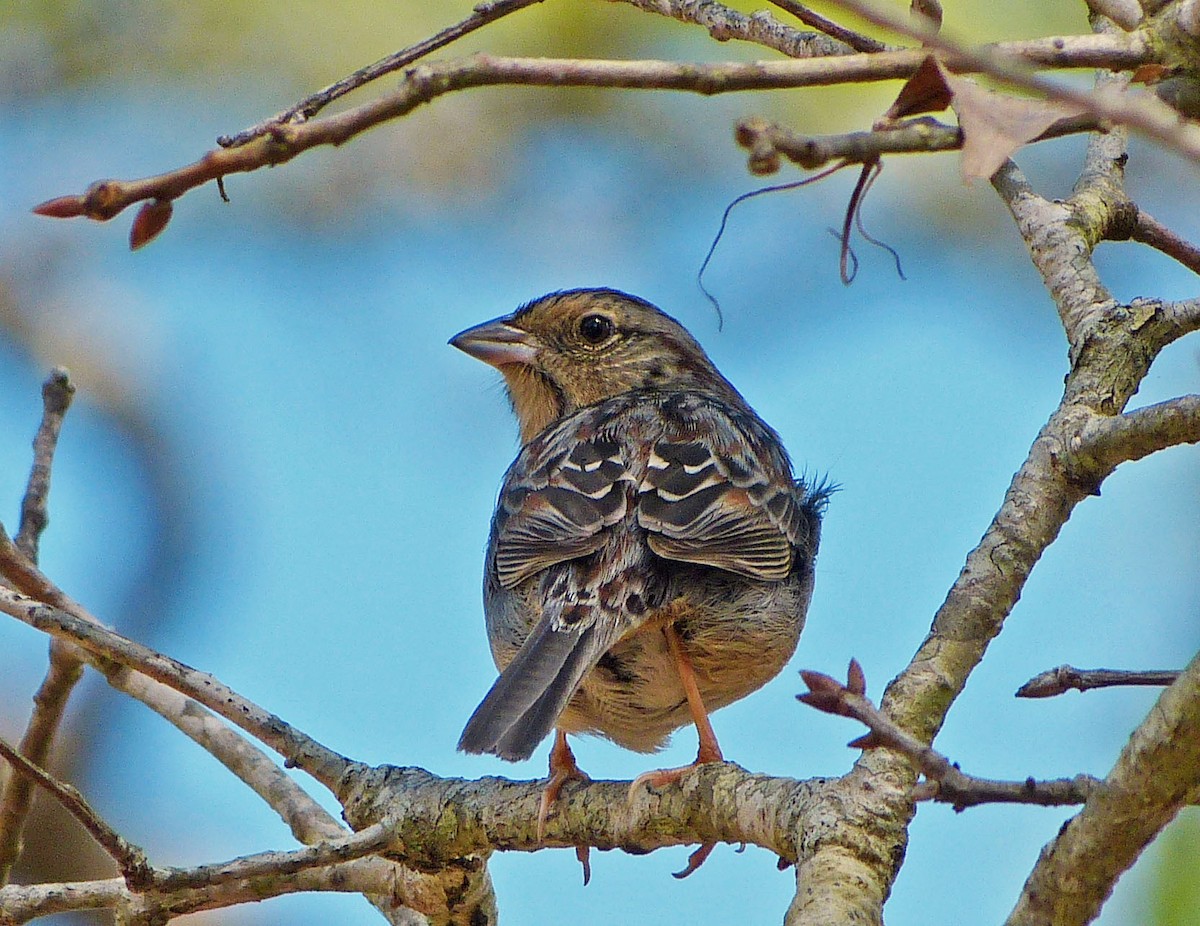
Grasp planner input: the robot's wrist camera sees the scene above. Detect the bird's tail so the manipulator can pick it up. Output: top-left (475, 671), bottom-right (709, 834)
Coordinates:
top-left (458, 617), bottom-right (613, 762)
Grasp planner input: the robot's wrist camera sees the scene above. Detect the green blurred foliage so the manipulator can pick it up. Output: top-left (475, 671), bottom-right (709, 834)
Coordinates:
top-left (4, 0), bottom-right (1088, 116)
top-left (1150, 808), bottom-right (1200, 926)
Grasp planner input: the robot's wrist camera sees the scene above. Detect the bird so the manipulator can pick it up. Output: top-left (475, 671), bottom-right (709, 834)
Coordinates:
top-left (451, 288), bottom-right (827, 875)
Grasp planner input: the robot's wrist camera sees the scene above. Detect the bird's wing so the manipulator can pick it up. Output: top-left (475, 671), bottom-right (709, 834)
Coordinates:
top-left (636, 395), bottom-right (808, 581)
top-left (491, 419), bottom-right (630, 590)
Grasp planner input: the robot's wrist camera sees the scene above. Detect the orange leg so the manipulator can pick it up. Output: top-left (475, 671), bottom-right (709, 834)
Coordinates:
top-left (538, 729), bottom-right (593, 884)
top-left (628, 624), bottom-right (723, 878)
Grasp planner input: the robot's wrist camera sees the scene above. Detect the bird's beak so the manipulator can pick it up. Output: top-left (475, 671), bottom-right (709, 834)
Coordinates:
top-left (449, 317), bottom-right (538, 369)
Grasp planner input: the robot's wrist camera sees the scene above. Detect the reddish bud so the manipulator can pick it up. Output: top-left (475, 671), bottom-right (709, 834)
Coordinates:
top-left (32, 195), bottom-right (86, 219)
top-left (129, 200), bottom-right (173, 250)
top-left (847, 658), bottom-right (866, 696)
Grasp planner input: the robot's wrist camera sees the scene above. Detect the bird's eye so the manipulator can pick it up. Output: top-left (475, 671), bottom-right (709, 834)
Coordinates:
top-left (578, 314), bottom-right (615, 345)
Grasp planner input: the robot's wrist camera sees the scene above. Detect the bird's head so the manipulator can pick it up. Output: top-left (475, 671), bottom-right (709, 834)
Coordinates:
top-left (451, 289), bottom-right (740, 442)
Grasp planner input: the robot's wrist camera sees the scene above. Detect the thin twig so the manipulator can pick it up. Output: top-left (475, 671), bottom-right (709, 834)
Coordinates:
top-left (797, 662), bottom-right (1105, 810)
top-left (820, 0), bottom-right (1200, 164)
top-left (0, 735), bottom-right (150, 885)
top-left (14, 368), bottom-right (75, 560)
top-left (1006, 651), bottom-right (1200, 926)
top-left (32, 33), bottom-right (1148, 237)
top-left (150, 822), bottom-right (393, 892)
top-left (0, 370), bottom-right (79, 887)
top-left (735, 111), bottom-right (1102, 173)
top-left (0, 542), bottom-right (352, 794)
top-left (218, 0), bottom-right (547, 148)
top-left (1085, 0), bottom-right (1144, 30)
top-left (1017, 665), bottom-right (1183, 698)
top-left (766, 0), bottom-right (892, 53)
top-left (1130, 209), bottom-right (1200, 275)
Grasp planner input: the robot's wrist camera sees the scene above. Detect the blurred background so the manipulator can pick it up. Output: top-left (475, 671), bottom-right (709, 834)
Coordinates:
top-left (0, 1), bottom-right (1197, 924)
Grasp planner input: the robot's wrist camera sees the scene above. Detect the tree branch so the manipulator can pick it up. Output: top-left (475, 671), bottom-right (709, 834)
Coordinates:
top-left (217, 0), bottom-right (548, 148)
top-left (766, 0), bottom-right (893, 53)
top-left (615, 0), bottom-right (855, 57)
top-left (0, 569), bottom-right (351, 794)
top-left (1129, 209), bottom-right (1200, 275)
top-left (797, 662), bottom-right (1105, 810)
top-left (1017, 665), bottom-right (1182, 697)
top-left (32, 32), bottom-right (1146, 240)
top-left (1075, 394), bottom-right (1200, 472)
top-left (734, 111), bottom-right (1101, 173)
top-left (819, 0), bottom-right (1200, 165)
top-left (0, 369), bottom-right (80, 887)
top-left (0, 735), bottom-right (150, 885)
top-left (1005, 649), bottom-right (1200, 926)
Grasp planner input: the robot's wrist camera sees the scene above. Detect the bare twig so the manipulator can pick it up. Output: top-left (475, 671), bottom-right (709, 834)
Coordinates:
top-left (32, 33), bottom-right (1147, 239)
top-left (0, 860), bottom-right (406, 925)
top-left (615, 0), bottom-right (853, 57)
top-left (766, 0), bottom-right (892, 53)
top-left (0, 735), bottom-right (150, 884)
top-left (149, 822), bottom-right (393, 892)
top-left (735, 111), bottom-right (1101, 173)
top-left (798, 662), bottom-right (1104, 810)
top-left (14, 368), bottom-right (75, 560)
top-left (1006, 651), bottom-right (1200, 926)
top-left (0, 555), bottom-right (351, 793)
top-left (0, 370), bottom-right (80, 886)
top-left (1017, 665), bottom-right (1183, 698)
top-left (1129, 209), bottom-right (1200, 275)
top-left (821, 0), bottom-right (1200, 163)
top-left (218, 0), bottom-right (547, 148)
top-left (1085, 0), bottom-right (1145, 30)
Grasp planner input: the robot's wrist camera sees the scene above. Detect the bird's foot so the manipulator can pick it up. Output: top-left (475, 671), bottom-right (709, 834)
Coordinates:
top-left (537, 730), bottom-right (591, 841)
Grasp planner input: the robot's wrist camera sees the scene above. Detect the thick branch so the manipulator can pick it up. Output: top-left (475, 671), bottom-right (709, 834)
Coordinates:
top-left (1006, 650), bottom-right (1200, 926)
top-left (992, 160), bottom-right (1116, 350)
top-left (1017, 665), bottom-right (1182, 697)
top-left (13, 368), bottom-right (75, 560)
top-left (0, 860), bottom-right (409, 925)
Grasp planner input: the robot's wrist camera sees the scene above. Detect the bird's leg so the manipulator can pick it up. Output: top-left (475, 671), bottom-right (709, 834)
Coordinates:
top-left (538, 729), bottom-right (593, 883)
top-left (629, 623), bottom-right (724, 797)
top-left (628, 623), bottom-right (723, 878)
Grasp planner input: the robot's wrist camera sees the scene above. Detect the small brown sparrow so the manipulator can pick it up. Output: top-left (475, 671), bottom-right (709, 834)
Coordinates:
top-left (452, 289), bottom-right (827, 874)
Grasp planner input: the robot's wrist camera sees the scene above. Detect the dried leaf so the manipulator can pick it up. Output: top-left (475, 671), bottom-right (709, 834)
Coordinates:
top-left (936, 61), bottom-right (1087, 182)
top-left (881, 55), bottom-right (952, 123)
top-left (129, 200), bottom-right (174, 250)
top-left (1131, 63), bottom-right (1172, 85)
